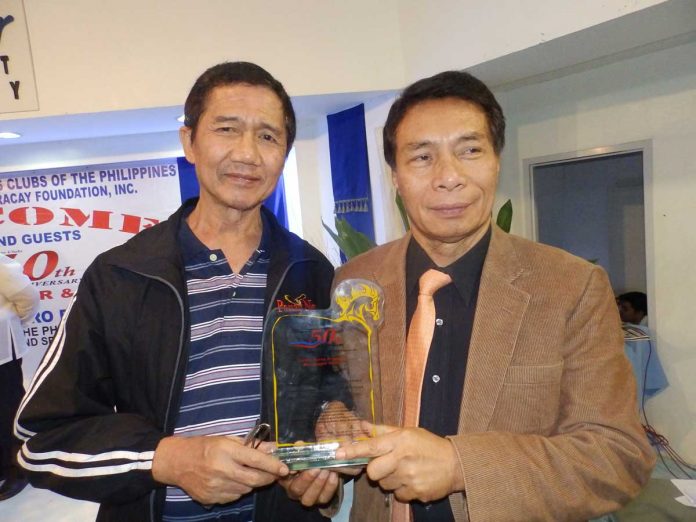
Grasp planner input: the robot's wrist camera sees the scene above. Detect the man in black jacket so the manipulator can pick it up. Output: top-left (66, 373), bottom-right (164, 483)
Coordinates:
top-left (15, 62), bottom-right (339, 521)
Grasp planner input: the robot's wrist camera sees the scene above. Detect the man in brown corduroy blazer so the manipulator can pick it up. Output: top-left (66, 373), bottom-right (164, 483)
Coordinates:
top-left (333, 71), bottom-right (655, 522)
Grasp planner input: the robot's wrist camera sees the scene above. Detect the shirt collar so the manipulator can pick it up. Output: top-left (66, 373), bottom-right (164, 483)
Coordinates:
top-left (177, 203), bottom-right (271, 264)
top-left (406, 226), bottom-right (491, 306)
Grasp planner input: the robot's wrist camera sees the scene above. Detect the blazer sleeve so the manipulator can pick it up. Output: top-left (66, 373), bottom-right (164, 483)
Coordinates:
top-left (14, 263), bottom-right (167, 504)
top-left (448, 266), bottom-right (655, 522)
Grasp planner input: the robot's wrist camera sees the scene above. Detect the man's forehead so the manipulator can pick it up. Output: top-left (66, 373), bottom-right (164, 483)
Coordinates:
top-left (403, 97), bottom-right (485, 121)
top-left (203, 83), bottom-right (284, 114)
top-left (395, 98), bottom-right (490, 142)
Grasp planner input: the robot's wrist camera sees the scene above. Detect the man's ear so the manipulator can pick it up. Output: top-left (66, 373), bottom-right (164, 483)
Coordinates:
top-left (391, 168), bottom-right (400, 192)
top-left (179, 126), bottom-right (195, 164)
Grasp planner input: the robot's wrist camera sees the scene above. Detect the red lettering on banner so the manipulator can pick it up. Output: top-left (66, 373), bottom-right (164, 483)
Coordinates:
top-left (60, 208), bottom-right (113, 229)
top-left (0, 206), bottom-right (160, 234)
top-left (24, 250), bottom-right (59, 281)
top-left (8, 207), bottom-right (53, 225)
top-left (119, 214), bottom-right (158, 234)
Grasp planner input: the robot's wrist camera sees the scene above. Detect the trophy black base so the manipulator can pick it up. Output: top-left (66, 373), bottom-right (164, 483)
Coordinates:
top-left (274, 442), bottom-right (369, 471)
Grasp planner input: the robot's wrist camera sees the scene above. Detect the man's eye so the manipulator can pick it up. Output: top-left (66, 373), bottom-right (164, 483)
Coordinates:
top-left (412, 154), bottom-right (431, 162)
top-left (260, 133), bottom-right (278, 143)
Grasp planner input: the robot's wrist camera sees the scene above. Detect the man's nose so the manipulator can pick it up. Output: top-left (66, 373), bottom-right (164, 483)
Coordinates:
top-left (434, 154), bottom-right (465, 190)
top-left (231, 131), bottom-right (261, 164)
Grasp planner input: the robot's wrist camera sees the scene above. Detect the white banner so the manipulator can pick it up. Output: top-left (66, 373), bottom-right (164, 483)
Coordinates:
top-left (0, 157), bottom-right (183, 378)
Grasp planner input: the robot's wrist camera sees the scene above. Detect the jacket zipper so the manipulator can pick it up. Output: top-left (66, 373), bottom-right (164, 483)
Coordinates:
top-left (252, 258), bottom-right (311, 520)
top-left (125, 271), bottom-right (187, 522)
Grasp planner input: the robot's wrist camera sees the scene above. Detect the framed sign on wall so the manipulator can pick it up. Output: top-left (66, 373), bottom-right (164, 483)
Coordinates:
top-left (1, 0), bottom-right (38, 113)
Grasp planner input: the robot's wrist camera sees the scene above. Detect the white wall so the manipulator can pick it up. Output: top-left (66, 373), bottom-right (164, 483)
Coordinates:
top-left (396, 0), bottom-right (668, 82)
top-left (363, 93), bottom-right (402, 244)
top-left (3, 0), bottom-right (672, 124)
top-left (496, 40), bottom-right (696, 461)
top-left (2, 0), bottom-right (405, 120)
top-left (294, 117), bottom-right (339, 264)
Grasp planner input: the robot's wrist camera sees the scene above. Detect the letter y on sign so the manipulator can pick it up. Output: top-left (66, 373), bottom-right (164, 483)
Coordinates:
top-left (0, 15), bottom-right (15, 45)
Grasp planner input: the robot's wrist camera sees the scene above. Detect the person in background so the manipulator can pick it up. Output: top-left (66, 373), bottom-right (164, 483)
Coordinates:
top-left (334, 70), bottom-right (654, 521)
top-left (617, 291), bottom-right (648, 326)
top-left (0, 253), bottom-right (39, 501)
top-left (15, 62), bottom-right (340, 521)
top-left (618, 290), bottom-right (667, 411)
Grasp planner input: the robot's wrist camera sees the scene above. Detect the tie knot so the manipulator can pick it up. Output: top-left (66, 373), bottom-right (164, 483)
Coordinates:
top-left (418, 268), bottom-right (452, 296)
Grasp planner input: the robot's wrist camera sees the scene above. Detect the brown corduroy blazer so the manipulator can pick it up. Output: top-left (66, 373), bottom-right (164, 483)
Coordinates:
top-left (334, 226), bottom-right (654, 522)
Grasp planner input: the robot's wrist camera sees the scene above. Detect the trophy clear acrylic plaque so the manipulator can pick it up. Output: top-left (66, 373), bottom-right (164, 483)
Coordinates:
top-left (265, 279), bottom-right (383, 471)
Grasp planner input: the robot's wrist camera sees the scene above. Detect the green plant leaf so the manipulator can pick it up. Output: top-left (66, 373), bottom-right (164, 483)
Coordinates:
top-left (339, 217), bottom-right (376, 258)
top-left (335, 218), bottom-right (357, 257)
top-left (395, 192), bottom-right (410, 231)
top-left (323, 217), bottom-right (376, 260)
top-left (322, 220), bottom-right (342, 247)
top-left (496, 199), bottom-right (513, 233)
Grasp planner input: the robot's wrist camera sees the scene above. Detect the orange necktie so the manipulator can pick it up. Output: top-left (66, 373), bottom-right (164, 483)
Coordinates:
top-left (402, 268), bottom-right (452, 428)
top-left (392, 268), bottom-right (452, 522)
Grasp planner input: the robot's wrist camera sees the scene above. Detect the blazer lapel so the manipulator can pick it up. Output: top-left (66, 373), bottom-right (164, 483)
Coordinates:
top-left (458, 228), bottom-right (530, 433)
top-left (372, 234), bottom-right (410, 426)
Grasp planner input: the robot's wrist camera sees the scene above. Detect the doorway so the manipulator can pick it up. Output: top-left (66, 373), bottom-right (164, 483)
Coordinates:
top-left (528, 145), bottom-right (649, 296)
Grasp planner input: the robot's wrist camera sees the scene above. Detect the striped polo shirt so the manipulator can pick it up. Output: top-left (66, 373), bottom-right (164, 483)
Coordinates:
top-left (162, 216), bottom-right (270, 522)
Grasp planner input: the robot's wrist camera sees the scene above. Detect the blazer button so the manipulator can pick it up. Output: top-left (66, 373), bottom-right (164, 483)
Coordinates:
top-left (384, 494), bottom-right (391, 507)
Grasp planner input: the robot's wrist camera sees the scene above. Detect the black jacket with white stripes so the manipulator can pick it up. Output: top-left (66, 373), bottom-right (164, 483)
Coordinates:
top-left (15, 200), bottom-right (335, 522)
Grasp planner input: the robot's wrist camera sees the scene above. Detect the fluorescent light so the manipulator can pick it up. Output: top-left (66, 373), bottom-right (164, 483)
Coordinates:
top-left (176, 114), bottom-right (185, 123)
top-left (0, 132), bottom-right (21, 139)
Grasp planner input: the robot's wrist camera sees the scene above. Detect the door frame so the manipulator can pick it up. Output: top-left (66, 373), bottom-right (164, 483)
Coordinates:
top-left (523, 139), bottom-right (654, 317)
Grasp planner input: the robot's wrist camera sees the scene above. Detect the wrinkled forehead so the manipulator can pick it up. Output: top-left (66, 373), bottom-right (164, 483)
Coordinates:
top-left (395, 97), bottom-right (492, 143)
top-left (203, 82), bottom-right (284, 112)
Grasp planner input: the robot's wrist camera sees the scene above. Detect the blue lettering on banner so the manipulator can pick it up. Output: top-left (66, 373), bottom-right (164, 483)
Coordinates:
top-left (0, 192), bottom-right (32, 204)
top-left (34, 186), bottom-right (109, 201)
top-left (114, 183), bottom-right (135, 195)
top-left (98, 164), bottom-right (177, 182)
top-left (21, 230), bottom-right (82, 245)
top-left (6, 176), bottom-right (47, 189)
top-left (0, 235), bottom-right (17, 246)
top-left (34, 310), bottom-right (53, 324)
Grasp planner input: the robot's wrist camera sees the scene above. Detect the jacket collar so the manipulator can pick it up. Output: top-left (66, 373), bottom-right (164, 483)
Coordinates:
top-left (104, 199), bottom-right (322, 290)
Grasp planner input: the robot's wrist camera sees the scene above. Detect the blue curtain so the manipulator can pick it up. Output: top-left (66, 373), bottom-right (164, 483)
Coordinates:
top-left (176, 156), bottom-right (288, 228)
top-left (176, 157), bottom-right (199, 202)
top-left (327, 104), bottom-right (375, 258)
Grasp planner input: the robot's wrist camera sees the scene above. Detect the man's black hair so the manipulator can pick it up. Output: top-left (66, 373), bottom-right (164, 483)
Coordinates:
top-left (617, 292), bottom-right (648, 315)
top-left (183, 61), bottom-right (296, 153)
top-left (383, 70), bottom-right (505, 169)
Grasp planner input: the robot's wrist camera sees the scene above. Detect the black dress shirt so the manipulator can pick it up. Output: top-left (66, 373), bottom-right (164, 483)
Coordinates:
top-left (405, 227), bottom-right (491, 522)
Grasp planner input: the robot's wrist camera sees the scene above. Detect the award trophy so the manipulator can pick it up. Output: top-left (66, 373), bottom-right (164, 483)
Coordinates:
top-left (264, 279), bottom-right (383, 471)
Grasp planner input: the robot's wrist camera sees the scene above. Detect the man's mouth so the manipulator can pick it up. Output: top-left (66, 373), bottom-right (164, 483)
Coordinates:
top-left (430, 203), bottom-right (470, 216)
top-left (224, 172), bottom-right (260, 184)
